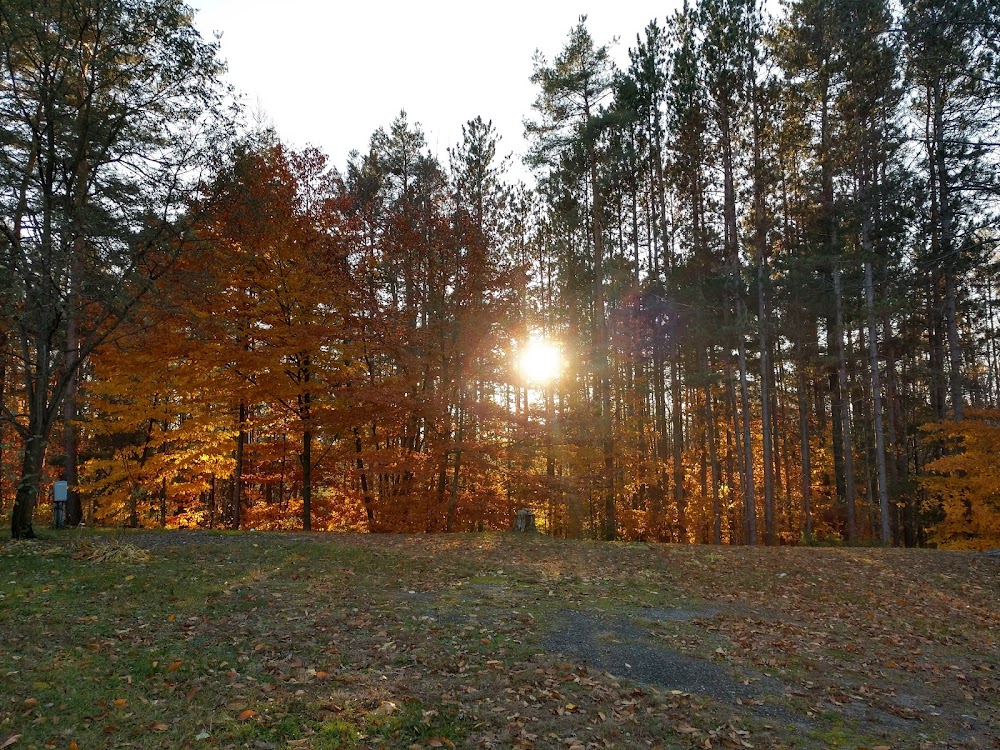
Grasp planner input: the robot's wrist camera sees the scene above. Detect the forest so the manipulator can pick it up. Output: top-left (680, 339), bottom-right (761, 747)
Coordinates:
top-left (1, 0), bottom-right (999, 547)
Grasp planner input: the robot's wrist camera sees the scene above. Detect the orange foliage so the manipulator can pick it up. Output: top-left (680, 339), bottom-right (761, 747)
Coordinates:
top-left (920, 410), bottom-right (1000, 549)
top-left (80, 128), bottom-right (526, 534)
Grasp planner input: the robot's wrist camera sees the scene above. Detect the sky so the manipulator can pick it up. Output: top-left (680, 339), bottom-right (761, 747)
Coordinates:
top-left (186, 0), bottom-right (682, 180)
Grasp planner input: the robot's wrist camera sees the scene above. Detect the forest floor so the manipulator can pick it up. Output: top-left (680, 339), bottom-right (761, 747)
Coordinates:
top-left (0, 530), bottom-right (997, 750)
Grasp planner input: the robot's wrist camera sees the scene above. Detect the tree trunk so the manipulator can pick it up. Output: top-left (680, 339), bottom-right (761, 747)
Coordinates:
top-left (933, 90), bottom-right (963, 421)
top-left (751, 78), bottom-right (775, 545)
top-left (737, 334), bottom-right (757, 545)
top-left (0, 331), bottom-right (7, 517)
top-left (209, 474), bottom-right (216, 529)
top-left (435, 447), bottom-right (449, 532)
top-left (944, 268), bottom-right (963, 420)
top-left (354, 427), bottom-right (376, 526)
top-left (653, 349), bottom-right (668, 533)
top-left (833, 267), bottom-right (857, 542)
top-left (232, 401), bottom-right (247, 529)
top-left (585, 112), bottom-right (615, 542)
top-left (63, 153), bottom-right (89, 528)
top-left (863, 255), bottom-right (891, 543)
top-left (703, 349), bottom-right (722, 545)
top-left (447, 387), bottom-right (465, 532)
top-left (720, 102), bottom-right (756, 545)
top-left (725, 359), bottom-right (747, 545)
top-left (757, 254), bottom-right (775, 544)
top-left (302, 423), bottom-right (312, 531)
top-left (159, 476), bottom-right (167, 528)
top-left (797, 344), bottom-right (813, 541)
top-left (12, 334), bottom-right (55, 539)
top-left (301, 353), bottom-right (313, 531)
top-left (672, 349), bottom-right (686, 541)
top-left (63, 308), bottom-right (81, 527)
top-left (12, 429), bottom-right (47, 539)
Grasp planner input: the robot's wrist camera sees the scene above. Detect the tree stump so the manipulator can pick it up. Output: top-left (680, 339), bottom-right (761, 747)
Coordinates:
top-left (514, 508), bottom-right (536, 533)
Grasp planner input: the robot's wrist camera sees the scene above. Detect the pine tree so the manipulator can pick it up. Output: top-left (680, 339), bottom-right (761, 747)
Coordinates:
top-left (527, 17), bottom-right (618, 539)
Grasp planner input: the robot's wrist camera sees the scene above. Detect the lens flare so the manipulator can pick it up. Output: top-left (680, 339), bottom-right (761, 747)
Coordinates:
top-left (518, 337), bottom-right (563, 384)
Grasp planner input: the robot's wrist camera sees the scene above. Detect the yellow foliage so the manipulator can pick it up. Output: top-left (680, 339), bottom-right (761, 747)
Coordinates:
top-left (920, 410), bottom-right (1000, 549)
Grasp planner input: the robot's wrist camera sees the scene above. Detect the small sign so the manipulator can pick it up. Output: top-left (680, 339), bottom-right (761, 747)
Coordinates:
top-left (54, 481), bottom-right (68, 503)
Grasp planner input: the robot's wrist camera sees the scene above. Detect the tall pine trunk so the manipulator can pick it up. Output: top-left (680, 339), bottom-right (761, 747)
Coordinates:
top-left (586, 122), bottom-right (615, 542)
top-left (672, 349), bottom-right (686, 541)
top-left (797, 343), bottom-right (813, 540)
top-left (752, 81), bottom-right (775, 544)
top-left (863, 253), bottom-right (891, 542)
top-left (721, 106), bottom-right (756, 545)
top-left (832, 268), bottom-right (857, 542)
top-left (702, 348), bottom-right (722, 544)
top-left (757, 254), bottom-right (775, 544)
top-left (932, 89), bottom-right (963, 420)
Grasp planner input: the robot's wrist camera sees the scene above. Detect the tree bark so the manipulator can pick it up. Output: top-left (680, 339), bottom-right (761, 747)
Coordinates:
top-left (301, 356), bottom-right (312, 531)
top-left (447, 386), bottom-right (465, 532)
top-left (672, 348), bottom-right (686, 541)
top-left (584, 102), bottom-right (615, 542)
top-left (933, 89), bottom-right (963, 421)
top-left (752, 78), bottom-right (775, 545)
top-left (0, 331), bottom-right (7, 517)
top-left (797, 344), bottom-right (813, 541)
top-left (725, 363), bottom-right (746, 545)
top-left (12, 430), bottom-right (47, 539)
top-left (736, 333), bottom-right (757, 545)
top-left (863, 255), bottom-right (891, 542)
top-left (757, 254), bottom-right (775, 544)
top-left (159, 476), bottom-right (167, 528)
top-left (232, 401), bottom-right (247, 529)
top-left (703, 348), bottom-right (722, 545)
top-left (302, 424), bottom-right (312, 531)
top-left (11, 337), bottom-right (56, 539)
top-left (833, 267), bottom-right (857, 542)
top-left (720, 100), bottom-right (756, 545)
top-left (354, 427), bottom-right (376, 526)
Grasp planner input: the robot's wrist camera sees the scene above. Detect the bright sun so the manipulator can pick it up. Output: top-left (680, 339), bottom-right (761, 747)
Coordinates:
top-left (518, 337), bottom-right (563, 385)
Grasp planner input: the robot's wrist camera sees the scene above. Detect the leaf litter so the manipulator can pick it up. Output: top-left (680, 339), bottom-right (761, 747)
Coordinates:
top-left (0, 530), bottom-right (996, 749)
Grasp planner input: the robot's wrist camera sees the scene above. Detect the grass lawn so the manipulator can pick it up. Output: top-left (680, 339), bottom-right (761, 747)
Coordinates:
top-left (0, 530), bottom-right (997, 749)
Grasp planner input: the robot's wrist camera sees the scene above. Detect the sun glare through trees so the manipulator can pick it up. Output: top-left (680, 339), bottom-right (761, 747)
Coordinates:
top-left (1, 0), bottom-right (1000, 550)
top-left (517, 337), bottom-right (564, 386)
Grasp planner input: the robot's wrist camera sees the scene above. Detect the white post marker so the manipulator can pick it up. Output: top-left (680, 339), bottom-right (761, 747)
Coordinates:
top-left (53, 481), bottom-right (68, 529)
